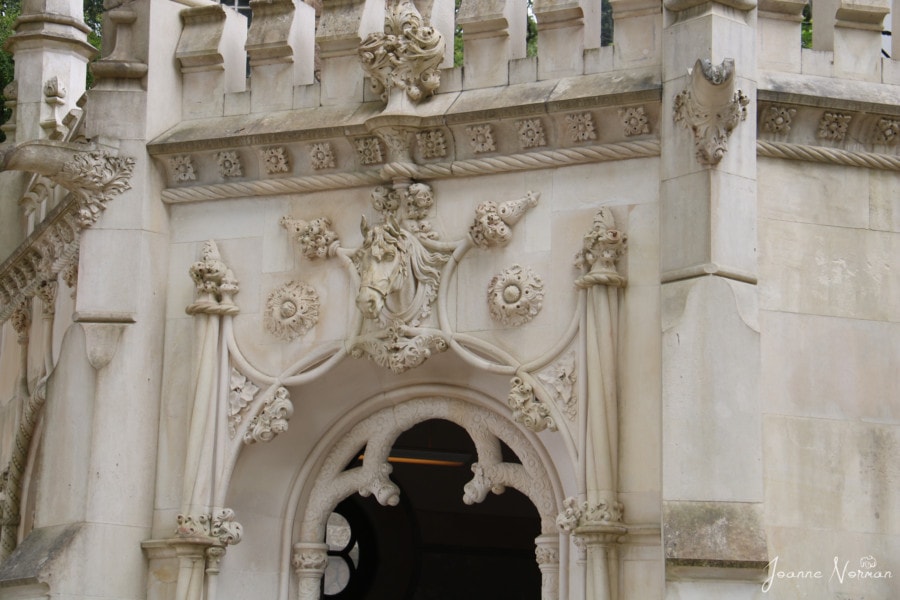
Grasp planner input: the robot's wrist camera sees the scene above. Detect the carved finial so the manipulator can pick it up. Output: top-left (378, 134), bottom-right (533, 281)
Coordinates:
top-left (673, 58), bottom-right (749, 166)
top-left (186, 240), bottom-right (239, 315)
top-left (469, 191), bottom-right (540, 249)
top-left (358, 0), bottom-right (445, 109)
top-left (575, 207), bottom-right (627, 288)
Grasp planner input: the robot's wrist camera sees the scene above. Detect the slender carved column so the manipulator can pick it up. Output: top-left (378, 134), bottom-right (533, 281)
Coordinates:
top-left (572, 208), bottom-right (628, 600)
top-left (535, 534), bottom-right (560, 600)
top-left (293, 542), bottom-right (328, 600)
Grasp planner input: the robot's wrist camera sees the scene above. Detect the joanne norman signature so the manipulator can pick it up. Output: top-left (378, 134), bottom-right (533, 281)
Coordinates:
top-left (763, 556), bottom-right (893, 592)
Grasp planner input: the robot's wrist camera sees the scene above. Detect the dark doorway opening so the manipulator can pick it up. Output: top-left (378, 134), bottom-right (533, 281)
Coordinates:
top-left (325, 419), bottom-right (542, 600)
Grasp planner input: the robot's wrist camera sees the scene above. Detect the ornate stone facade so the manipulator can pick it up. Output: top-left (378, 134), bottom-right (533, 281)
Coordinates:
top-left (0, 2), bottom-right (897, 600)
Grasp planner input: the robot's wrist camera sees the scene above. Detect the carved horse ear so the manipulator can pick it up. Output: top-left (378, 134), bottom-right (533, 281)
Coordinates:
top-left (360, 214), bottom-right (369, 237)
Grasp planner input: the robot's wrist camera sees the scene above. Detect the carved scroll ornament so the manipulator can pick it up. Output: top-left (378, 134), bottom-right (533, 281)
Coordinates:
top-left (674, 58), bottom-right (749, 166)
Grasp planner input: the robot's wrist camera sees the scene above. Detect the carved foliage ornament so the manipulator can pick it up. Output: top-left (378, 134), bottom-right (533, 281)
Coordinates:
top-left (280, 216), bottom-right (340, 260)
top-left (216, 151), bottom-right (243, 178)
top-left (517, 119), bottom-right (546, 148)
top-left (620, 106), bottom-right (650, 137)
top-left (556, 496), bottom-right (624, 533)
top-left (566, 113), bottom-right (597, 142)
top-left (264, 281), bottom-right (320, 341)
top-left (170, 155), bottom-right (196, 182)
top-left (874, 118), bottom-right (899, 145)
top-left (176, 508), bottom-right (243, 545)
top-left (467, 124), bottom-right (496, 153)
top-left (538, 352), bottom-right (576, 421)
top-left (469, 192), bottom-right (539, 249)
top-left (508, 376), bottom-right (556, 433)
top-left (186, 240), bottom-right (240, 315)
top-left (762, 105), bottom-right (796, 134)
top-left (488, 264), bottom-right (544, 327)
top-left (244, 386), bottom-right (294, 444)
top-left (674, 58), bottom-right (749, 166)
top-left (358, 0), bottom-right (444, 105)
top-left (228, 368), bottom-right (259, 438)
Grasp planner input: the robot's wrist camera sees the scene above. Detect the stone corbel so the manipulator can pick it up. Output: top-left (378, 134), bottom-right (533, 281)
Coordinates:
top-left (0, 141), bottom-right (135, 324)
top-left (77, 319), bottom-right (132, 370)
top-left (665, 0), bottom-right (756, 12)
top-left (674, 59), bottom-right (749, 166)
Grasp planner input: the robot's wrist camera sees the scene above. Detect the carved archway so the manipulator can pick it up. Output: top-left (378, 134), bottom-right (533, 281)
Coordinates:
top-left (286, 392), bottom-right (565, 600)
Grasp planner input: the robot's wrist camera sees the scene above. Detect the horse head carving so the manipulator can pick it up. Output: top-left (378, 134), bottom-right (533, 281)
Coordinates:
top-left (353, 215), bottom-right (447, 324)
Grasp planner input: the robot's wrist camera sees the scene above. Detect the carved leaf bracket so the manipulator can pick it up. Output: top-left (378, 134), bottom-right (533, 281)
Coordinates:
top-left (0, 141), bottom-right (135, 323)
top-left (674, 58), bottom-right (749, 166)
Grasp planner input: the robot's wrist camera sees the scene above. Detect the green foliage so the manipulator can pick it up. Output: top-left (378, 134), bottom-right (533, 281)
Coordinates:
top-left (801, 4), bottom-right (812, 49)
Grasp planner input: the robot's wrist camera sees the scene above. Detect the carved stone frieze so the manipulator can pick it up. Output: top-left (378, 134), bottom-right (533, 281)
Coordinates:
top-left (674, 58), bottom-right (749, 165)
top-left (175, 508), bottom-right (243, 545)
top-left (762, 105), bottom-right (796, 134)
top-left (243, 386), bottom-right (294, 444)
top-left (228, 368), bottom-right (259, 438)
top-left (264, 281), bottom-right (319, 341)
top-left (416, 129), bottom-right (447, 158)
top-left (467, 124), bottom-right (496, 153)
top-left (817, 112), bottom-right (851, 142)
top-left (356, 137), bottom-right (384, 165)
top-left (538, 352), bottom-right (577, 421)
top-left (620, 106), bottom-right (649, 137)
top-left (358, 0), bottom-right (444, 106)
top-left (216, 151), bottom-right (243, 178)
top-left (508, 376), bottom-right (556, 433)
top-left (487, 264), bottom-right (544, 327)
top-left (517, 118), bottom-right (546, 148)
top-left (575, 207), bottom-right (627, 288)
top-left (309, 142), bottom-right (335, 169)
top-left (469, 192), bottom-right (540, 248)
top-left (170, 155), bottom-right (196, 182)
top-left (566, 113), bottom-right (597, 142)
top-left (262, 146), bottom-right (290, 174)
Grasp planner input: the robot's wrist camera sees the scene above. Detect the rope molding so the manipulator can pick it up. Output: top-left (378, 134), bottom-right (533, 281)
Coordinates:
top-left (161, 140), bottom-right (899, 203)
top-left (161, 141), bottom-right (662, 203)
top-left (757, 140), bottom-right (900, 171)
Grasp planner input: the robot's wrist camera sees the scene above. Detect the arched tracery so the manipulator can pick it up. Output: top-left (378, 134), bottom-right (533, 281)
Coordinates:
top-left (287, 394), bottom-right (565, 600)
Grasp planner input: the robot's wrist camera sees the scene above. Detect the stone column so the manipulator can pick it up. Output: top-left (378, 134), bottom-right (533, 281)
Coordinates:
top-left (293, 542), bottom-right (328, 600)
top-left (535, 534), bottom-right (560, 600)
top-left (660, 0), bottom-right (768, 594)
top-left (575, 523), bottom-right (626, 600)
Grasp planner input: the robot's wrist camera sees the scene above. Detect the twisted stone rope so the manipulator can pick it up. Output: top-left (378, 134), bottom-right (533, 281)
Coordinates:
top-left (758, 141), bottom-right (900, 171)
top-left (162, 141), bottom-right (662, 202)
top-left (162, 170), bottom-right (386, 203)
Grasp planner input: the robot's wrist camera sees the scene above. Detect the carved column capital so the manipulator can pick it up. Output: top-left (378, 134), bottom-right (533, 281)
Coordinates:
top-left (293, 542), bottom-right (328, 600)
top-left (575, 208), bottom-right (627, 288)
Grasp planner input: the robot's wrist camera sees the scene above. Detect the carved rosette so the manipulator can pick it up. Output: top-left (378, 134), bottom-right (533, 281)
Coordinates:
top-left (817, 112), bottom-right (851, 142)
top-left (574, 208), bottom-right (627, 288)
top-left (467, 124), bottom-right (496, 153)
top-left (508, 376), bottom-right (556, 433)
top-left (488, 265), bottom-right (544, 327)
top-left (620, 106), bottom-right (650, 137)
top-left (309, 142), bottom-right (335, 169)
top-left (175, 508), bottom-right (244, 545)
top-left (416, 130), bottom-right (447, 158)
top-left (264, 281), bottom-right (320, 341)
top-left (262, 146), bottom-right (290, 174)
top-left (216, 151), bottom-right (243, 177)
top-left (517, 119), bottom-right (546, 148)
top-left (674, 58), bottom-right (749, 166)
top-left (358, 0), bottom-right (444, 106)
top-left (469, 192), bottom-right (540, 248)
top-left (874, 118), bottom-right (900, 145)
top-left (281, 216), bottom-right (340, 260)
top-left (170, 155), bottom-right (196, 182)
top-left (538, 352), bottom-right (577, 421)
top-left (356, 137), bottom-right (384, 165)
top-left (566, 113), bottom-right (597, 142)
top-left (762, 105), bottom-right (796, 134)
top-left (243, 386), bottom-right (294, 444)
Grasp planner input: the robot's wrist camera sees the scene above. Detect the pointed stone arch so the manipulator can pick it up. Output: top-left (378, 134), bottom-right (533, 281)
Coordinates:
top-left (284, 388), bottom-right (565, 600)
